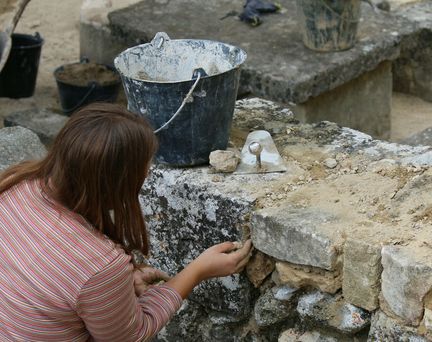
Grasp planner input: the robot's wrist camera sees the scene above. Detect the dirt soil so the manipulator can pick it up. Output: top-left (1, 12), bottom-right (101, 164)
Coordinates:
top-left (55, 63), bottom-right (120, 87)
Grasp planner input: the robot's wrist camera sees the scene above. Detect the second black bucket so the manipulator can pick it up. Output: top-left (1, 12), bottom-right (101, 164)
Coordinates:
top-left (0, 32), bottom-right (44, 98)
top-left (54, 59), bottom-right (122, 115)
top-left (114, 32), bottom-right (247, 166)
top-left (296, 0), bottom-right (361, 52)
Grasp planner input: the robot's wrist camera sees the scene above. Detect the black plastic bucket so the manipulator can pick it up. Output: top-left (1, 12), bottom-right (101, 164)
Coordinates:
top-left (0, 32), bottom-right (44, 98)
top-left (54, 59), bottom-right (122, 115)
top-left (114, 32), bottom-right (247, 166)
top-left (296, 0), bottom-right (361, 52)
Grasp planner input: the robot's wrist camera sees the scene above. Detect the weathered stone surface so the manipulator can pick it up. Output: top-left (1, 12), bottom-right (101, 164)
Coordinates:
top-left (381, 245), bottom-right (432, 326)
top-left (209, 150), bottom-right (240, 173)
top-left (251, 206), bottom-right (339, 270)
top-left (367, 310), bottom-right (427, 342)
top-left (294, 61), bottom-right (392, 139)
top-left (4, 109), bottom-right (68, 146)
top-left (275, 261), bottom-right (342, 294)
top-left (108, 0), bottom-right (407, 105)
top-left (297, 291), bottom-right (371, 335)
top-left (0, 127), bottom-right (46, 171)
top-left (401, 127), bottom-right (432, 147)
top-left (279, 329), bottom-right (338, 342)
top-left (254, 286), bottom-right (297, 327)
top-left (155, 300), bottom-right (207, 341)
top-left (246, 250), bottom-right (275, 288)
top-left (342, 239), bottom-right (382, 311)
top-left (140, 166), bottom-right (256, 318)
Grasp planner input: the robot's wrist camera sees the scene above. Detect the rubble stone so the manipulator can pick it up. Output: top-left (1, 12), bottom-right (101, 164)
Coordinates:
top-left (297, 291), bottom-right (371, 335)
top-left (275, 261), bottom-right (342, 294)
top-left (0, 127), bottom-right (46, 171)
top-left (246, 250), bottom-right (275, 288)
top-left (254, 286), bottom-right (297, 327)
top-left (367, 310), bottom-right (427, 342)
top-left (209, 150), bottom-right (240, 173)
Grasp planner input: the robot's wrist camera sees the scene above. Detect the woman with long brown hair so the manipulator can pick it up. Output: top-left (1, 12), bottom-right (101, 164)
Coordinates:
top-left (0, 103), bottom-right (252, 341)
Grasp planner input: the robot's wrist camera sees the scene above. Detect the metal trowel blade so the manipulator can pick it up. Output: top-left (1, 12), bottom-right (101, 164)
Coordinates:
top-left (234, 130), bottom-right (287, 174)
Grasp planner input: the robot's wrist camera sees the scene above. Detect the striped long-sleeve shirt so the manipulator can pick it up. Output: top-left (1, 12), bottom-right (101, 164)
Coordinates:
top-left (0, 179), bottom-right (182, 341)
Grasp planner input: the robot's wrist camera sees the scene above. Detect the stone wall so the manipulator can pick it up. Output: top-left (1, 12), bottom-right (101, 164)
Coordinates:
top-left (3, 99), bottom-right (432, 341)
top-left (138, 98), bottom-right (432, 341)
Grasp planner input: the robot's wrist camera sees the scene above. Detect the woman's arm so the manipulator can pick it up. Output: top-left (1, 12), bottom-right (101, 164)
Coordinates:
top-left (76, 254), bottom-right (182, 342)
top-left (76, 240), bottom-right (252, 341)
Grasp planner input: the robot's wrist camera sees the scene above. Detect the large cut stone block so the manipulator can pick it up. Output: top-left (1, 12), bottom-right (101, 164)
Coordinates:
top-left (140, 166), bottom-right (255, 319)
top-left (251, 206), bottom-right (339, 270)
top-left (342, 239), bottom-right (382, 311)
top-left (381, 245), bottom-right (432, 326)
top-left (294, 62), bottom-right (392, 140)
top-left (0, 127), bottom-right (46, 171)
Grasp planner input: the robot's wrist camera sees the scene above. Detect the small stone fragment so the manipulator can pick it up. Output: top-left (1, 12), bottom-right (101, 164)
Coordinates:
top-left (209, 150), bottom-right (240, 173)
top-left (246, 251), bottom-right (275, 287)
top-left (324, 158), bottom-right (338, 169)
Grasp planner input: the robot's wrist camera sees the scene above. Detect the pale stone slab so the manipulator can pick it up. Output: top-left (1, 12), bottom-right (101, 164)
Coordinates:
top-left (251, 206), bottom-right (339, 270)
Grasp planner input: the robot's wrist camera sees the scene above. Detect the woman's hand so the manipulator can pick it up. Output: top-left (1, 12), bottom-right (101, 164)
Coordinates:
top-left (133, 266), bottom-right (171, 297)
top-left (191, 239), bottom-right (253, 281)
top-left (166, 239), bottom-right (253, 299)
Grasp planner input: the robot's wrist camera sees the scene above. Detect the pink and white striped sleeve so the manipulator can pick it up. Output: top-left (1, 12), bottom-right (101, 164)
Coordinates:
top-left (76, 254), bottom-right (182, 342)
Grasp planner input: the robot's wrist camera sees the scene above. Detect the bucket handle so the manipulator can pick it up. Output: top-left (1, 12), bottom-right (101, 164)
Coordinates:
top-left (151, 32), bottom-right (171, 50)
top-left (153, 73), bottom-right (202, 134)
top-left (63, 82), bottom-right (97, 114)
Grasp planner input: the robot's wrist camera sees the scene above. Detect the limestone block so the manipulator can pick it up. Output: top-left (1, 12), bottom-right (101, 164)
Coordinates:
top-left (275, 261), bottom-right (342, 294)
top-left (342, 239), bottom-right (382, 311)
top-left (367, 310), bottom-right (427, 342)
top-left (402, 127), bottom-right (432, 147)
top-left (246, 250), bottom-right (275, 288)
top-left (254, 286), bottom-right (297, 327)
top-left (297, 291), bottom-right (371, 335)
top-left (294, 62), bottom-right (392, 140)
top-left (381, 246), bottom-right (432, 326)
top-left (0, 127), bottom-right (46, 171)
top-left (4, 109), bottom-right (68, 146)
top-left (251, 206), bottom-right (339, 270)
top-left (140, 166), bottom-right (255, 318)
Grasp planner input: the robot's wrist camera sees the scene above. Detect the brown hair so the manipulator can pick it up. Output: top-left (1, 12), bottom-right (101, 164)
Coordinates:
top-left (0, 103), bottom-right (158, 255)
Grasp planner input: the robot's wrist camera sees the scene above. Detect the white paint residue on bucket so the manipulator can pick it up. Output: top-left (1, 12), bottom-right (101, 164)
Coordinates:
top-left (114, 32), bottom-right (247, 83)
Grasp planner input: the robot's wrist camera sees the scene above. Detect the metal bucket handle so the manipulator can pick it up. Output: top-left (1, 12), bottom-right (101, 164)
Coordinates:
top-left (151, 31), bottom-right (171, 50)
top-left (153, 68), bottom-right (205, 134)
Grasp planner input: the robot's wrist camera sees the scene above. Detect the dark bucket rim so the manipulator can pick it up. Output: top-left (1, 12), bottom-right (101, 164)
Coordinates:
top-left (114, 37), bottom-right (247, 85)
top-left (11, 32), bottom-right (44, 50)
top-left (53, 61), bottom-right (122, 88)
